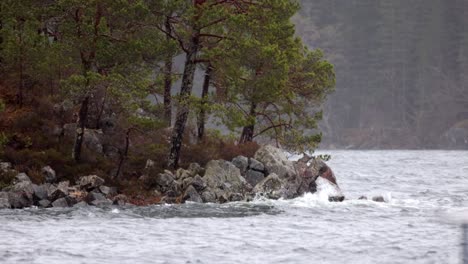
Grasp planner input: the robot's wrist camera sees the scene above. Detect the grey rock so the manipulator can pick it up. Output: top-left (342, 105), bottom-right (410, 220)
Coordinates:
top-left (11, 181), bottom-right (35, 201)
top-left (181, 177), bottom-right (193, 190)
top-left (33, 184), bottom-right (50, 201)
top-left (229, 193), bottom-right (244, 202)
top-left (112, 194), bottom-right (128, 206)
top-left (358, 196), bottom-right (368, 200)
top-left (201, 189), bottom-right (217, 203)
top-left (232, 156), bottom-right (249, 175)
top-left (52, 197), bottom-right (69, 207)
top-left (38, 199), bottom-right (51, 208)
top-left (99, 117), bottom-right (117, 135)
top-left (42, 166), bottom-right (57, 183)
top-left (86, 191), bottom-right (112, 206)
top-left (188, 163), bottom-right (204, 176)
top-left (8, 191), bottom-right (33, 208)
top-left (253, 173), bottom-right (285, 199)
top-left (14, 173), bottom-right (31, 183)
top-left (175, 169), bottom-right (191, 181)
top-left (254, 145), bottom-right (296, 179)
top-left (249, 158), bottom-right (265, 172)
top-left (204, 160), bottom-right (250, 195)
top-left (155, 172), bottom-right (175, 191)
top-left (245, 169), bottom-right (265, 187)
top-left (79, 175), bottom-right (105, 191)
top-left (0, 192), bottom-right (10, 209)
top-left (48, 181), bottom-right (69, 201)
top-left (63, 124), bottom-right (104, 154)
top-left (191, 175), bottom-right (206, 192)
top-left (99, 186), bottom-right (117, 196)
top-left (74, 201), bottom-right (89, 208)
top-left (184, 185), bottom-right (203, 203)
top-left (0, 162), bottom-right (12, 172)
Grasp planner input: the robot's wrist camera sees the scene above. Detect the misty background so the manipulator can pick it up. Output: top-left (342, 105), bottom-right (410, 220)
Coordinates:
top-left (294, 0), bottom-right (468, 149)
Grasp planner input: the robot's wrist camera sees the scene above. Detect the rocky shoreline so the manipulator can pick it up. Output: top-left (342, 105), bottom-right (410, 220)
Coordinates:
top-left (0, 145), bottom-right (345, 209)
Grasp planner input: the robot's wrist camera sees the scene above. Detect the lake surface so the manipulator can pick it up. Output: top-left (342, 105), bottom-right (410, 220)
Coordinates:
top-left (1, 150), bottom-right (467, 264)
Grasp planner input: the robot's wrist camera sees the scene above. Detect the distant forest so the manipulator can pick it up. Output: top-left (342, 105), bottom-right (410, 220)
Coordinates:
top-left (295, 0), bottom-right (468, 149)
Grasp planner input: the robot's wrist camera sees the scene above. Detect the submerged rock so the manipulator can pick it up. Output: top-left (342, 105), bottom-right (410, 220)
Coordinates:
top-left (372, 196), bottom-right (385, 202)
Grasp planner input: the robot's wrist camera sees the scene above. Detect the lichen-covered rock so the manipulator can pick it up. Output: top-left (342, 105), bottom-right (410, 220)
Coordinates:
top-left (253, 173), bottom-right (285, 199)
top-left (201, 189), bottom-right (217, 203)
top-left (112, 194), bottom-right (128, 206)
top-left (190, 175), bottom-right (206, 192)
top-left (14, 173), bottom-right (31, 183)
top-left (0, 162), bottom-right (12, 172)
top-left (183, 185), bottom-right (203, 203)
top-left (254, 145), bottom-right (295, 179)
top-left (187, 163), bottom-right (204, 177)
top-left (154, 172), bottom-right (176, 192)
top-left (204, 160), bottom-right (250, 195)
top-left (232, 156), bottom-right (249, 175)
top-left (48, 181), bottom-right (69, 201)
top-left (79, 175), bottom-right (105, 191)
top-left (41, 166), bottom-right (57, 183)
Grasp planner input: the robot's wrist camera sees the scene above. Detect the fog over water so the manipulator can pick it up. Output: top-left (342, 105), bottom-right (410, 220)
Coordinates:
top-left (1, 150), bottom-right (467, 264)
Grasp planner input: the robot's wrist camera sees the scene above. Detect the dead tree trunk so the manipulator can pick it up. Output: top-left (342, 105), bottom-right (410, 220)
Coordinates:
top-left (197, 64), bottom-right (212, 141)
top-left (115, 129), bottom-right (130, 179)
top-left (167, 31), bottom-right (200, 169)
top-left (72, 96), bottom-right (89, 162)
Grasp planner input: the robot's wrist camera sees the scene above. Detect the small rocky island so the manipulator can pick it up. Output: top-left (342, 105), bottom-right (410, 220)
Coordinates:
top-left (0, 145), bottom-right (344, 209)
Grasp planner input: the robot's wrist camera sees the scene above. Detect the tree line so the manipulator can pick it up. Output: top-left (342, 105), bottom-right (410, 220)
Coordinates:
top-left (0, 0), bottom-right (334, 170)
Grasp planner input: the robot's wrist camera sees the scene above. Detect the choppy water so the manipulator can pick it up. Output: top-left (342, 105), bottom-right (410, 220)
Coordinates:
top-left (1, 150), bottom-right (468, 264)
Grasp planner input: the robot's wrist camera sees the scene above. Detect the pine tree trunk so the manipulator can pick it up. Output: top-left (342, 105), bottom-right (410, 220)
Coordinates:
top-left (72, 96), bottom-right (89, 162)
top-left (239, 102), bottom-right (257, 144)
top-left (163, 18), bottom-right (173, 126)
top-left (197, 64), bottom-right (212, 141)
top-left (167, 31), bottom-right (200, 169)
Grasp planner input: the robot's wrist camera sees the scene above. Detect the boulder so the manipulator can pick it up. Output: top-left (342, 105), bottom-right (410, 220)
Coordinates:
top-left (183, 185), bottom-right (203, 203)
top-left (11, 181), bottom-right (35, 202)
top-left (42, 166), bottom-right (57, 183)
top-left (0, 162), bottom-right (12, 172)
top-left (244, 169), bottom-right (265, 187)
top-left (86, 191), bottom-right (112, 206)
top-left (253, 173), bottom-right (285, 199)
top-left (204, 160), bottom-right (250, 195)
top-left (64, 124), bottom-right (104, 154)
top-left (32, 184), bottom-right (50, 201)
top-left (8, 192), bottom-right (33, 208)
top-left (112, 194), bottom-right (128, 206)
top-left (14, 173), bottom-right (31, 183)
top-left (74, 201), bottom-right (89, 208)
top-left (201, 189), bottom-right (217, 203)
top-left (254, 145), bottom-right (296, 179)
top-left (232, 156), bottom-right (249, 175)
top-left (37, 199), bottom-right (51, 208)
top-left (52, 197), bottom-right (69, 207)
top-left (154, 172), bottom-right (176, 192)
top-left (187, 163), bottom-right (204, 177)
top-left (249, 158), bottom-right (265, 172)
top-left (0, 192), bottom-right (10, 209)
top-left (191, 175), bottom-right (206, 192)
top-left (175, 169), bottom-right (191, 181)
top-left (48, 181), bottom-right (69, 201)
top-left (99, 186), bottom-right (117, 197)
top-left (79, 175), bottom-right (105, 191)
